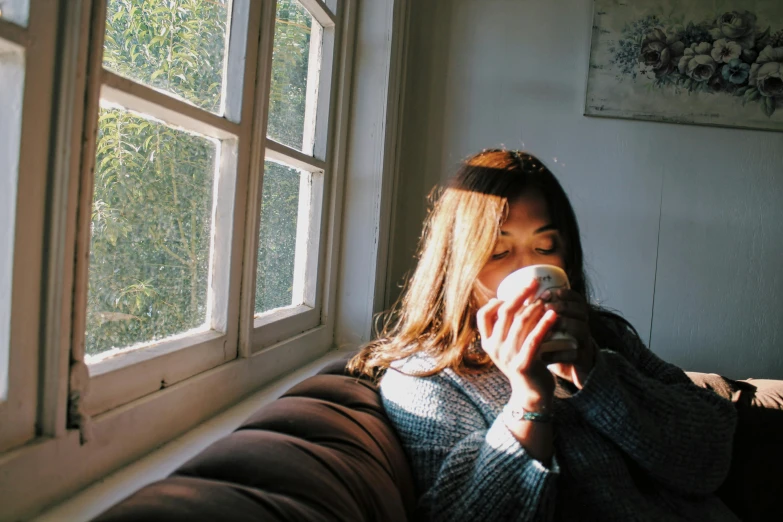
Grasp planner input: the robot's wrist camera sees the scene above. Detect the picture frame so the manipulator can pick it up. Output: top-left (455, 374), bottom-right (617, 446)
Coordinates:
top-left (585, 1), bottom-right (783, 132)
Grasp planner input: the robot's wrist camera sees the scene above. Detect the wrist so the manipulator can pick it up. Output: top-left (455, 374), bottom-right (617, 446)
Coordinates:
top-left (508, 391), bottom-right (553, 413)
top-left (503, 402), bottom-right (554, 424)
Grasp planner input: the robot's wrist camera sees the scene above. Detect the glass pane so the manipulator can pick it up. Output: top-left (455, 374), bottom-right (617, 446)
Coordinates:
top-left (103, 0), bottom-right (230, 114)
top-left (0, 38), bottom-right (24, 399)
top-left (86, 106), bottom-right (217, 358)
top-left (267, 0), bottom-right (322, 154)
top-left (0, 0), bottom-right (29, 27)
top-left (255, 160), bottom-right (311, 315)
top-left (324, 0), bottom-right (336, 14)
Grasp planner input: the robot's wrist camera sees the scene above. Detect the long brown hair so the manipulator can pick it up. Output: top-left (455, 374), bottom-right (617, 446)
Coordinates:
top-left (348, 149), bottom-right (595, 380)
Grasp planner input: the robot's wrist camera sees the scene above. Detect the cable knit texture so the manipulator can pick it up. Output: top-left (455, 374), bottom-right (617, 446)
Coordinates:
top-left (380, 319), bottom-right (739, 521)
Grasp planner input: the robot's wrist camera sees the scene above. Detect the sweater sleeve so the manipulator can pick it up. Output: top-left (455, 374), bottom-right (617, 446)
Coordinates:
top-left (566, 323), bottom-right (737, 496)
top-left (380, 367), bottom-right (559, 522)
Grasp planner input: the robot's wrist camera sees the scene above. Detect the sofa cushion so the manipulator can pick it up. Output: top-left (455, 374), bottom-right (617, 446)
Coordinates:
top-left (94, 373), bottom-right (417, 522)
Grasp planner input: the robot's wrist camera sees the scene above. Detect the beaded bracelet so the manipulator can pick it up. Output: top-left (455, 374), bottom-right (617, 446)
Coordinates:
top-left (503, 403), bottom-right (554, 424)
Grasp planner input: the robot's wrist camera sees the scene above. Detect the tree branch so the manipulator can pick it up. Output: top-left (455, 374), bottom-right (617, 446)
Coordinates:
top-left (158, 241), bottom-right (190, 266)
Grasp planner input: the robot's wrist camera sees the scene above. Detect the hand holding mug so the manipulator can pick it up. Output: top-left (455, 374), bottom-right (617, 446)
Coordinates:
top-left (497, 265), bottom-right (595, 388)
top-left (476, 279), bottom-right (559, 409)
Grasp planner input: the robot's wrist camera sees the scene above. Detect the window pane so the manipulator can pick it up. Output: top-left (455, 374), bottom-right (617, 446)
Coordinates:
top-left (255, 160), bottom-right (311, 315)
top-left (0, 38), bottom-right (24, 399)
top-left (324, 0), bottom-right (336, 14)
top-left (86, 106), bottom-right (217, 358)
top-left (267, 0), bottom-right (322, 154)
top-left (103, 0), bottom-right (230, 114)
top-left (0, 0), bottom-right (29, 27)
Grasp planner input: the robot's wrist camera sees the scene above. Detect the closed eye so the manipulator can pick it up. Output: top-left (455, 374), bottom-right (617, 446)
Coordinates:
top-left (491, 251), bottom-right (509, 260)
top-left (535, 247), bottom-right (557, 255)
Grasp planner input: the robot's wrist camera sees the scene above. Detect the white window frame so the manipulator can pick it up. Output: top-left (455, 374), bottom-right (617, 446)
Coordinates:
top-left (241, 0), bottom-right (339, 353)
top-left (72, 0), bottom-right (255, 416)
top-left (0, 5), bottom-right (61, 453)
top-left (0, 0), bottom-right (364, 518)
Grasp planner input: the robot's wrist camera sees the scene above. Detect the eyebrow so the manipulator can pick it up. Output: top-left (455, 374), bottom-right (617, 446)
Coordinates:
top-left (499, 224), bottom-right (557, 236)
top-left (534, 224), bottom-right (558, 234)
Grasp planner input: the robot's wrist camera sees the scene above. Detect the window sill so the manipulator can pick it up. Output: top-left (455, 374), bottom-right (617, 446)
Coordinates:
top-left (32, 348), bottom-right (354, 522)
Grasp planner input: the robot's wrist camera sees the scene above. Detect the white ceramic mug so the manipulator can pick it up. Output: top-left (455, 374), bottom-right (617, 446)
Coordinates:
top-left (496, 264), bottom-right (578, 355)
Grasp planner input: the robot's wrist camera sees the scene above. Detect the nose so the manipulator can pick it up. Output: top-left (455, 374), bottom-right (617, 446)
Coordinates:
top-left (510, 253), bottom-right (537, 273)
top-left (509, 253), bottom-right (565, 276)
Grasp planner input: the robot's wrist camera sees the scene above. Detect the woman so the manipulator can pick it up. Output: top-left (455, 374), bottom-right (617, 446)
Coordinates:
top-left (349, 150), bottom-right (738, 521)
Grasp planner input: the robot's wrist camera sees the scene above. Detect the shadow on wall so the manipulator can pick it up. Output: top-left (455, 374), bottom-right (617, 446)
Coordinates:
top-left (386, 0), bottom-right (455, 310)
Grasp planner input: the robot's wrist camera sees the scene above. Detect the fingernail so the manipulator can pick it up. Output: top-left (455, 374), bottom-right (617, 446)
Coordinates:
top-left (540, 290), bottom-right (552, 301)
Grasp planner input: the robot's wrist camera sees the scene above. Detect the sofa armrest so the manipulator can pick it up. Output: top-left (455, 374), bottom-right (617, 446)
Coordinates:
top-left (687, 372), bottom-right (783, 522)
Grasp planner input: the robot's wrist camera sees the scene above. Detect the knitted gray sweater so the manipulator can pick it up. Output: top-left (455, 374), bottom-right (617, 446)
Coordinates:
top-left (380, 322), bottom-right (739, 521)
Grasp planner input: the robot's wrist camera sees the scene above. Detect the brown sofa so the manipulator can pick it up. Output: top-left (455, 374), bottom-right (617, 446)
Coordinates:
top-left (94, 360), bottom-right (783, 521)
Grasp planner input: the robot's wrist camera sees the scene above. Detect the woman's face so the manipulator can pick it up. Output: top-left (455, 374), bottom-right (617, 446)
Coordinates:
top-left (474, 191), bottom-right (566, 306)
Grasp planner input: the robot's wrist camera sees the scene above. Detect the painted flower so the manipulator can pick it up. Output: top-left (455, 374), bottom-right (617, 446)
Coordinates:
top-left (709, 11), bottom-right (757, 49)
top-left (678, 42), bottom-right (718, 82)
top-left (711, 39), bottom-right (742, 63)
top-left (639, 28), bottom-right (685, 76)
top-left (721, 59), bottom-right (751, 85)
top-left (749, 46), bottom-right (783, 97)
top-left (707, 75), bottom-right (737, 94)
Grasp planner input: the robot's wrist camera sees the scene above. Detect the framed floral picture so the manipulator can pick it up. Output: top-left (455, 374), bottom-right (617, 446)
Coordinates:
top-left (585, 1), bottom-right (783, 132)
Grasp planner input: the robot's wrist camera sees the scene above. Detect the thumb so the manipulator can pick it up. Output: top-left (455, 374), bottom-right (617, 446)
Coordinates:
top-left (546, 362), bottom-right (569, 381)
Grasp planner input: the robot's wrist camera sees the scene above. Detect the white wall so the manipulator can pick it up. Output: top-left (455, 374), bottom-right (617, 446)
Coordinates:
top-left (388, 0), bottom-right (783, 379)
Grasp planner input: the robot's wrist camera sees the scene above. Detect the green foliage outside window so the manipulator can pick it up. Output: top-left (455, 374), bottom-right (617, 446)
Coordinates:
top-left (255, 161), bottom-right (304, 314)
top-left (88, 0), bottom-right (314, 355)
top-left (256, 0), bottom-right (314, 314)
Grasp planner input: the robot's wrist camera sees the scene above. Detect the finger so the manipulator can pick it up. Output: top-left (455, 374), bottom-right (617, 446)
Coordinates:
top-left (506, 301), bottom-right (546, 357)
top-left (496, 279), bottom-right (540, 341)
top-left (504, 277), bottom-right (540, 307)
top-left (543, 300), bottom-right (589, 321)
top-left (547, 288), bottom-right (584, 303)
top-left (476, 298), bottom-right (502, 344)
top-left (546, 362), bottom-right (571, 380)
top-left (519, 278), bottom-right (542, 306)
top-left (513, 309), bottom-right (558, 370)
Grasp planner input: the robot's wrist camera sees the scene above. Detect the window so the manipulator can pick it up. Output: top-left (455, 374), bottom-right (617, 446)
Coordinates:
top-left (0, 33), bottom-right (23, 406)
top-left (0, 18), bottom-right (26, 448)
top-left (86, 0), bottom-right (232, 358)
top-left (72, 0), bottom-right (250, 415)
top-left (0, 0), bottom-right (58, 453)
top-left (67, 0), bottom-right (342, 415)
top-left (251, 0), bottom-right (337, 349)
top-left (0, 0), bottom-right (375, 518)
